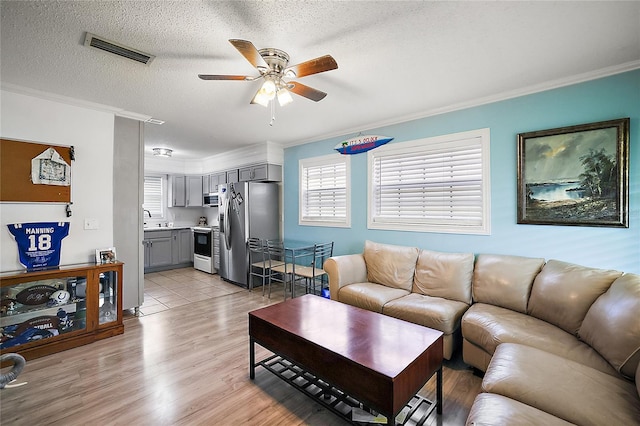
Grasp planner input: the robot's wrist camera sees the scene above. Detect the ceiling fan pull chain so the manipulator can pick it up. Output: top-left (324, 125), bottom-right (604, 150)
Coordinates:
top-left (269, 99), bottom-right (276, 126)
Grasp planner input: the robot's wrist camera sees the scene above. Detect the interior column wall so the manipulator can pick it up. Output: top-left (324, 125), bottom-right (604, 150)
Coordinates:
top-left (114, 116), bottom-right (144, 310)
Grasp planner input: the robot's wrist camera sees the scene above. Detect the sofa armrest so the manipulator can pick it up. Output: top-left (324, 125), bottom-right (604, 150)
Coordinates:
top-left (324, 254), bottom-right (368, 300)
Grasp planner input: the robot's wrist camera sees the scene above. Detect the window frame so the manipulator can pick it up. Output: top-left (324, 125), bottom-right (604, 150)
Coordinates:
top-left (367, 128), bottom-right (491, 235)
top-left (299, 153), bottom-right (351, 228)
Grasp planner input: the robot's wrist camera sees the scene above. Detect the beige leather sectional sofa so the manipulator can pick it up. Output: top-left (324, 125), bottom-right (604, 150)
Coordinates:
top-left (324, 240), bottom-right (640, 425)
top-left (325, 240), bottom-right (474, 360)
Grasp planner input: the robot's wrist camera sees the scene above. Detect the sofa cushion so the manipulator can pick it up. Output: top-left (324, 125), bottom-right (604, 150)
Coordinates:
top-left (362, 240), bottom-right (419, 291)
top-left (472, 254), bottom-right (545, 313)
top-left (383, 293), bottom-right (469, 335)
top-left (462, 303), bottom-right (617, 376)
top-left (482, 343), bottom-right (640, 426)
top-left (579, 273), bottom-right (640, 380)
top-left (412, 249), bottom-right (474, 304)
top-left (337, 282), bottom-right (409, 313)
top-left (466, 393), bottom-right (574, 426)
top-left (528, 259), bottom-right (622, 336)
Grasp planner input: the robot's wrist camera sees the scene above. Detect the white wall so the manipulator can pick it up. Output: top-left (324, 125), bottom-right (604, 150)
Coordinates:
top-left (1, 90), bottom-right (115, 271)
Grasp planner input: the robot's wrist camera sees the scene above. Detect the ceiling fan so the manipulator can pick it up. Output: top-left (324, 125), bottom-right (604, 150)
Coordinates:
top-left (198, 39), bottom-right (338, 108)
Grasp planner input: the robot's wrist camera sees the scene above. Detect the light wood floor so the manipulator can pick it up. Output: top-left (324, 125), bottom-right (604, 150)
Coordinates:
top-left (1, 270), bottom-right (482, 425)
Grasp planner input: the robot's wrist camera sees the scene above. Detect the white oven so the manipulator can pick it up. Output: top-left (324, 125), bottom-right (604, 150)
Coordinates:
top-left (192, 226), bottom-right (217, 274)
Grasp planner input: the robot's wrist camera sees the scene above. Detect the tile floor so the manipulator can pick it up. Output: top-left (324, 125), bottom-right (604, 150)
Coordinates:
top-left (123, 266), bottom-right (321, 319)
top-left (135, 267), bottom-right (247, 316)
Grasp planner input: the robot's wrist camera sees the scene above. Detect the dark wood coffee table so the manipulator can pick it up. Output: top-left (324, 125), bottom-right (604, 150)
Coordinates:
top-left (249, 295), bottom-right (444, 425)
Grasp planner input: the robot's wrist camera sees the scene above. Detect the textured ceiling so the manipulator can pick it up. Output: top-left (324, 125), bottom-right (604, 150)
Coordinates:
top-left (2, 1), bottom-right (639, 160)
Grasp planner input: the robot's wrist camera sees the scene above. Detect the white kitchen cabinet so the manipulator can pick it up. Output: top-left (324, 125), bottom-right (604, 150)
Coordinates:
top-left (186, 175), bottom-right (203, 207)
top-left (143, 230), bottom-right (173, 269)
top-left (172, 229), bottom-right (193, 264)
top-left (144, 229), bottom-right (193, 273)
top-left (226, 169), bottom-right (239, 184)
top-left (169, 175), bottom-right (202, 207)
top-left (213, 227), bottom-right (220, 270)
top-left (168, 175), bottom-right (186, 207)
top-left (212, 172), bottom-right (226, 192)
top-left (204, 172), bottom-right (226, 194)
top-left (239, 163), bottom-right (282, 182)
top-left (203, 174), bottom-right (211, 194)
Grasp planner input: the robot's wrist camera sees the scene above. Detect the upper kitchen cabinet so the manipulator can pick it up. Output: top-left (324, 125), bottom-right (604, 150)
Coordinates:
top-left (186, 176), bottom-right (203, 207)
top-left (168, 175), bottom-right (203, 207)
top-left (168, 175), bottom-right (186, 207)
top-left (226, 169), bottom-right (239, 184)
top-left (204, 172), bottom-right (226, 194)
top-left (239, 163), bottom-right (282, 182)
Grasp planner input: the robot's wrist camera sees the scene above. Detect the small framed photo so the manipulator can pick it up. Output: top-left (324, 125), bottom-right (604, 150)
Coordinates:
top-left (517, 117), bottom-right (629, 227)
top-left (96, 247), bottom-right (117, 264)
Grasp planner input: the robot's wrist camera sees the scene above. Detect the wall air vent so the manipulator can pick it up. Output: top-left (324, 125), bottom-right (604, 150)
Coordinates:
top-left (145, 118), bottom-right (165, 125)
top-left (84, 32), bottom-right (155, 65)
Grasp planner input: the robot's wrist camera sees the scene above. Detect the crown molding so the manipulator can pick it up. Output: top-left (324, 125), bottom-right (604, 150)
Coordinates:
top-left (283, 60), bottom-right (640, 148)
top-left (1, 83), bottom-right (152, 121)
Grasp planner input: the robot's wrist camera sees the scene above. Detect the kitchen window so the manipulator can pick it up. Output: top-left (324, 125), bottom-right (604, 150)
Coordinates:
top-left (368, 128), bottom-right (491, 235)
top-left (299, 154), bottom-right (351, 227)
top-left (143, 175), bottom-right (165, 219)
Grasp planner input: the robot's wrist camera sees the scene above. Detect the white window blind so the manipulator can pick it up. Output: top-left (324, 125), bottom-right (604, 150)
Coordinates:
top-left (368, 129), bottom-right (490, 235)
top-left (299, 155), bottom-right (351, 227)
top-left (143, 175), bottom-right (164, 218)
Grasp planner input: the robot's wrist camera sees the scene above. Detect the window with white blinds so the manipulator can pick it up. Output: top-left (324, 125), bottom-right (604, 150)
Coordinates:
top-left (143, 175), bottom-right (165, 219)
top-left (368, 129), bottom-right (490, 235)
top-left (299, 154), bottom-right (351, 227)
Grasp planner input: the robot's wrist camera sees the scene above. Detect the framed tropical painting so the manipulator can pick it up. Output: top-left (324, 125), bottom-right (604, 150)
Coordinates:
top-left (517, 118), bottom-right (629, 227)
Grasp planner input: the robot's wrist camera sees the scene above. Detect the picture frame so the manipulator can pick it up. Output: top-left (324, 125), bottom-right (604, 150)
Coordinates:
top-left (517, 118), bottom-right (629, 227)
top-left (96, 247), bottom-right (117, 264)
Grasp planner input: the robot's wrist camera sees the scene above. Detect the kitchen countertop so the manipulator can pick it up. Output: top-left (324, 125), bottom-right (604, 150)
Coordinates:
top-left (143, 226), bottom-right (193, 231)
top-left (143, 225), bottom-right (219, 231)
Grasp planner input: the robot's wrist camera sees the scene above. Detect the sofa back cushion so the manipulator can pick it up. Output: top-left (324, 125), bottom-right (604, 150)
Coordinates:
top-left (472, 254), bottom-right (545, 313)
top-left (579, 273), bottom-right (640, 380)
top-left (528, 260), bottom-right (622, 336)
top-left (412, 249), bottom-right (474, 304)
top-left (363, 240), bottom-right (419, 291)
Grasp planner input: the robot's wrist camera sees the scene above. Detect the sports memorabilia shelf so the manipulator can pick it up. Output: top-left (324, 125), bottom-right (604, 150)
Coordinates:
top-left (0, 262), bottom-right (123, 362)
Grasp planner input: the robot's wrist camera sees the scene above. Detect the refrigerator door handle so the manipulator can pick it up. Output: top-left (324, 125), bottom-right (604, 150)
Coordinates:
top-left (224, 197), bottom-right (232, 250)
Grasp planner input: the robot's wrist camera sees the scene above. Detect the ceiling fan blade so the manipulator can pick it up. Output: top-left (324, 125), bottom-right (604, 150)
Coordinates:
top-left (286, 55), bottom-right (338, 78)
top-left (229, 39), bottom-right (268, 70)
top-left (288, 81), bottom-right (327, 102)
top-left (198, 74), bottom-right (251, 80)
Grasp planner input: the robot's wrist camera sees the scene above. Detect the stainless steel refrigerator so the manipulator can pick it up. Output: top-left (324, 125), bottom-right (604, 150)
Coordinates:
top-left (218, 181), bottom-right (280, 287)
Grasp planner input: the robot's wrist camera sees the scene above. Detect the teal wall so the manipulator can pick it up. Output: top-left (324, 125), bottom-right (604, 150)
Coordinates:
top-left (283, 70), bottom-right (640, 274)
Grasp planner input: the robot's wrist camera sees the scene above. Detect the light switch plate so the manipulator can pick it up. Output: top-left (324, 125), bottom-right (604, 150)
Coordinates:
top-left (84, 218), bottom-right (99, 230)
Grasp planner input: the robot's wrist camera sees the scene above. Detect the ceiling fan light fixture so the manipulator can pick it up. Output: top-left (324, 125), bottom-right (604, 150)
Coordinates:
top-left (251, 90), bottom-right (270, 107)
top-left (277, 87), bottom-right (293, 106)
top-left (261, 78), bottom-right (277, 99)
top-left (199, 39), bottom-right (338, 113)
top-left (152, 147), bottom-right (173, 157)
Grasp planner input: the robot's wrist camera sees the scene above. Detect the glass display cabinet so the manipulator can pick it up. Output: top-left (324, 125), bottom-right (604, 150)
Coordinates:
top-left (0, 262), bottom-right (124, 361)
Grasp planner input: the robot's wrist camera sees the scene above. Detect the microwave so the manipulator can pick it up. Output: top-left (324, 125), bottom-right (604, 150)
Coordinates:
top-left (203, 193), bottom-right (219, 207)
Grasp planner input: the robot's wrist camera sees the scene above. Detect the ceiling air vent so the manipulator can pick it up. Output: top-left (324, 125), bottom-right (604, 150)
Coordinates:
top-left (84, 32), bottom-right (155, 65)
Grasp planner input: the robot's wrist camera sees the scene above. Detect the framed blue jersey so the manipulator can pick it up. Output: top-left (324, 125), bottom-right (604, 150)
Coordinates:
top-left (7, 222), bottom-right (70, 269)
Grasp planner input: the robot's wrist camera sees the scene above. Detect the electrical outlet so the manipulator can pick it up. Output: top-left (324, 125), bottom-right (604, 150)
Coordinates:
top-left (84, 218), bottom-right (99, 230)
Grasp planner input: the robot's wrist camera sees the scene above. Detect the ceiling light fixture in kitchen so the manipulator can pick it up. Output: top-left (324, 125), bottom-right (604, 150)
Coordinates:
top-left (152, 148), bottom-right (172, 157)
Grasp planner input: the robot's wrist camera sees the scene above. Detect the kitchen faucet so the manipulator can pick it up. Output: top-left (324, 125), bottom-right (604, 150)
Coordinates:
top-left (143, 209), bottom-right (152, 226)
